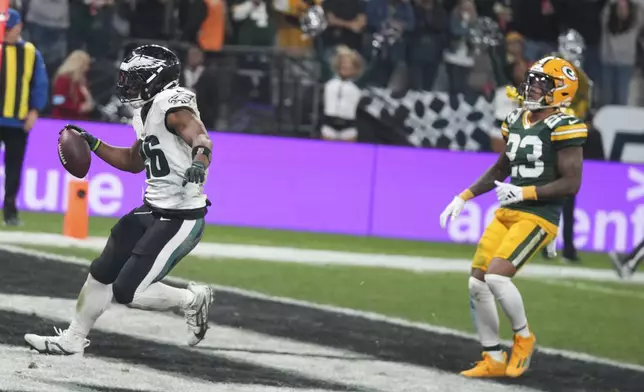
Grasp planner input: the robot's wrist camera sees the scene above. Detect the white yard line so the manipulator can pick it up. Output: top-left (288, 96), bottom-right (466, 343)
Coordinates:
top-left (540, 279), bottom-right (644, 299)
top-left (0, 231), bottom-right (641, 284)
top-left (2, 243), bottom-right (644, 374)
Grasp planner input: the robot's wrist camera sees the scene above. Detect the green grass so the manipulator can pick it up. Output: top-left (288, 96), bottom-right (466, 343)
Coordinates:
top-left (18, 243), bottom-right (644, 366)
top-left (1, 212), bottom-right (614, 269)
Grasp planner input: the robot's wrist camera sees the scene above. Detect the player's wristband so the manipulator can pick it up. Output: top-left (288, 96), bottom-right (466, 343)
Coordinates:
top-left (89, 138), bottom-right (101, 152)
top-left (192, 146), bottom-right (212, 163)
top-left (458, 189), bottom-right (475, 201)
top-left (522, 186), bottom-right (538, 201)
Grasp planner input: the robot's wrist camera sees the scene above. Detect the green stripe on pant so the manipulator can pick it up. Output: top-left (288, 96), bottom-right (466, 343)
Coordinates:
top-left (153, 218), bottom-right (205, 282)
top-left (509, 226), bottom-right (547, 269)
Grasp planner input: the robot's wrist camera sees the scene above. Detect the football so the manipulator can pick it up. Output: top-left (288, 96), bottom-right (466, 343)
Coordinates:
top-left (58, 127), bottom-right (91, 178)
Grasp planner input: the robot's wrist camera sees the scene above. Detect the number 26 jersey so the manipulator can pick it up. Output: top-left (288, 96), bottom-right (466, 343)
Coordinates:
top-left (132, 87), bottom-right (208, 212)
top-left (500, 108), bottom-right (587, 225)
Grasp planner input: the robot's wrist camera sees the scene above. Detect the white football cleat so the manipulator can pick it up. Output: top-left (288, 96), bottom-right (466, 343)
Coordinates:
top-left (184, 282), bottom-right (215, 347)
top-left (24, 327), bottom-right (90, 355)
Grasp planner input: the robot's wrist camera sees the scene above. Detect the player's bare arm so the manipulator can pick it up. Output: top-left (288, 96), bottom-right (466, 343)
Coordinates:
top-left (65, 124), bottom-right (145, 173)
top-left (93, 139), bottom-right (145, 173)
top-left (166, 108), bottom-right (212, 186)
top-left (439, 151), bottom-right (510, 228)
top-left (166, 108), bottom-right (213, 167)
top-left (468, 152), bottom-right (511, 197)
top-left (535, 146), bottom-right (583, 199)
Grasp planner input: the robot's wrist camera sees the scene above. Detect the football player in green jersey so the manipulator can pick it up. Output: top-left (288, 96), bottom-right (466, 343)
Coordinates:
top-left (440, 56), bottom-right (587, 378)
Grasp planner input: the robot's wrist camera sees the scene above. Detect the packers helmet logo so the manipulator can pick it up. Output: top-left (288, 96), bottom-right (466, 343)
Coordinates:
top-left (562, 66), bottom-right (577, 81)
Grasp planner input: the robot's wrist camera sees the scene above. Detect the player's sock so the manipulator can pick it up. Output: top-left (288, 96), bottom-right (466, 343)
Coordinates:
top-left (468, 277), bottom-right (502, 359)
top-left (68, 274), bottom-right (113, 339)
top-left (129, 282), bottom-right (195, 311)
top-left (485, 274), bottom-right (531, 338)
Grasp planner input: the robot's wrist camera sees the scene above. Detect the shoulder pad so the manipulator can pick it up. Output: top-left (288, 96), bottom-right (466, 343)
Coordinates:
top-left (154, 87), bottom-right (197, 113)
top-left (543, 111), bottom-right (582, 130)
top-left (504, 108), bottom-right (523, 126)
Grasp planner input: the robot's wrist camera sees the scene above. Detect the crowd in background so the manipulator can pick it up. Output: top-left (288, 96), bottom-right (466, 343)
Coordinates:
top-left (7, 0), bottom-right (644, 137)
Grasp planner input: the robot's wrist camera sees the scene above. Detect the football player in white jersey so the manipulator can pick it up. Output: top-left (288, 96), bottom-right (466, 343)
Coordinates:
top-left (24, 45), bottom-right (215, 355)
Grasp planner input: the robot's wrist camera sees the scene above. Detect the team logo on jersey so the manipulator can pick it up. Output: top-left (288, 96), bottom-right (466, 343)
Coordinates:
top-left (562, 66), bottom-right (577, 81)
top-left (169, 92), bottom-right (193, 105)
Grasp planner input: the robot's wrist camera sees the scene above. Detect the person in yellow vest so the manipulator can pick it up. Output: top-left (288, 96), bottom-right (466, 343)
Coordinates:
top-left (198, 0), bottom-right (227, 52)
top-left (0, 9), bottom-right (49, 226)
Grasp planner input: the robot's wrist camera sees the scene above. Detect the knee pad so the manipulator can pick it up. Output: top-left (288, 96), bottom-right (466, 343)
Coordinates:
top-left (485, 274), bottom-right (512, 297)
top-left (112, 280), bottom-right (136, 305)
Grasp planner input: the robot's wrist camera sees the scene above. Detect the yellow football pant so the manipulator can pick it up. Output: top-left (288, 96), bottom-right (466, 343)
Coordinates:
top-left (472, 208), bottom-right (558, 272)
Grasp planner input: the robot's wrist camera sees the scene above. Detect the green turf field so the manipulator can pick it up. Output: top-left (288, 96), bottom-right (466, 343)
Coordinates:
top-left (3, 212), bottom-right (642, 365)
top-left (12, 244), bottom-right (644, 366)
top-left (1, 211), bottom-right (615, 269)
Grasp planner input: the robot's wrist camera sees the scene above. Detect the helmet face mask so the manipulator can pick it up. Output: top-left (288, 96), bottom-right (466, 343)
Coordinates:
top-left (116, 69), bottom-right (145, 107)
top-left (116, 45), bottom-right (181, 108)
top-left (522, 71), bottom-right (556, 110)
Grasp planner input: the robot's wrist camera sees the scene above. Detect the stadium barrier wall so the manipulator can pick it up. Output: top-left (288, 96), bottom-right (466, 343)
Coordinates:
top-left (1, 118), bottom-right (643, 253)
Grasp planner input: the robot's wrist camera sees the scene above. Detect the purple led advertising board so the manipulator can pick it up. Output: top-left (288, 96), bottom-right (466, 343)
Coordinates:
top-left (0, 118), bottom-right (642, 253)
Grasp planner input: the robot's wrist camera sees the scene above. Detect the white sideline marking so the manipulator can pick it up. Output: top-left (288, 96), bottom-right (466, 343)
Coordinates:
top-left (2, 243), bottom-right (644, 374)
top-left (0, 231), bottom-right (641, 284)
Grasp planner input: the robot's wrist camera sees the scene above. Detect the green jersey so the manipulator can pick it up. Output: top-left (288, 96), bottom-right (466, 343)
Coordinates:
top-left (500, 108), bottom-right (587, 225)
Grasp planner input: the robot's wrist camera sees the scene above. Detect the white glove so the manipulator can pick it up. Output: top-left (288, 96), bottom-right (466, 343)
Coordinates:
top-left (494, 180), bottom-right (524, 206)
top-left (440, 196), bottom-right (466, 229)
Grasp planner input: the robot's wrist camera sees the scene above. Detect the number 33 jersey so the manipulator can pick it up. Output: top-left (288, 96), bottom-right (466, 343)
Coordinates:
top-left (132, 87), bottom-right (208, 212)
top-left (500, 108), bottom-right (587, 225)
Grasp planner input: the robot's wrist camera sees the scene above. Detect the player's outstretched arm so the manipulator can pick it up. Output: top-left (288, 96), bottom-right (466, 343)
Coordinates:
top-left (467, 151), bottom-right (511, 198)
top-left (439, 151), bottom-right (510, 228)
top-left (166, 108), bottom-right (213, 160)
top-left (66, 124), bottom-right (145, 173)
top-left (534, 146), bottom-right (583, 199)
top-left (166, 108), bottom-right (213, 186)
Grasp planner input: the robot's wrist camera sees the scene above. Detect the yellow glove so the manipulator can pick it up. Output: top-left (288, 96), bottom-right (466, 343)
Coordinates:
top-left (506, 85), bottom-right (523, 104)
top-left (560, 107), bottom-right (576, 116)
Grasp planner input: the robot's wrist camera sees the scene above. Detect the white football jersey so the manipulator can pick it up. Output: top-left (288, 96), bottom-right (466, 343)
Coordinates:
top-left (132, 87), bottom-right (208, 211)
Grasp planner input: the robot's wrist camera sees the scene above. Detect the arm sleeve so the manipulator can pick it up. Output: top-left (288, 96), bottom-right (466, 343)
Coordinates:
top-left (500, 121), bottom-right (509, 142)
top-left (551, 122), bottom-right (588, 150)
top-left (29, 49), bottom-right (49, 112)
top-left (159, 89), bottom-right (199, 134)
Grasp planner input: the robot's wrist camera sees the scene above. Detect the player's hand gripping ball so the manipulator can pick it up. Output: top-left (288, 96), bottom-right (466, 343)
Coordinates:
top-left (58, 126), bottom-right (93, 178)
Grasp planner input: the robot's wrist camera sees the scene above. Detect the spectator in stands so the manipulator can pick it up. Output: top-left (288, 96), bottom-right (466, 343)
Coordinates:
top-left (273, 0), bottom-right (320, 51)
top-left (557, 0), bottom-right (606, 100)
top-left (25, 0), bottom-right (69, 72)
top-left (321, 0), bottom-right (366, 53)
top-left (504, 32), bottom-right (529, 87)
top-left (231, 0), bottom-right (276, 46)
top-left (321, 46), bottom-right (364, 142)
top-left (444, 0), bottom-right (476, 99)
top-left (600, 0), bottom-right (643, 106)
top-left (68, 0), bottom-right (116, 59)
top-left (511, 0), bottom-right (560, 62)
top-left (409, 0), bottom-right (448, 91)
top-left (128, 0), bottom-right (167, 40)
top-left (197, 0), bottom-right (228, 53)
top-left (51, 50), bottom-right (95, 120)
top-left (0, 9), bottom-right (49, 226)
top-left (179, 46), bottom-right (206, 92)
top-left (365, 0), bottom-right (415, 87)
